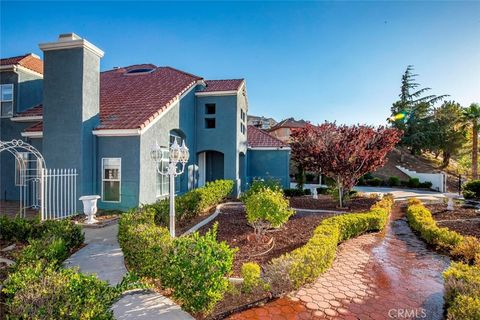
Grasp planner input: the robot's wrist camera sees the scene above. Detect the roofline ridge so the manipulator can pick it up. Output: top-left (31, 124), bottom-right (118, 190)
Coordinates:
top-left (162, 66), bottom-right (203, 80)
top-left (248, 125), bottom-right (289, 147)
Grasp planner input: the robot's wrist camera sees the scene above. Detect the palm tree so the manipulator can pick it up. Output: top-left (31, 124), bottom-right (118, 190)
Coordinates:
top-left (463, 103), bottom-right (480, 179)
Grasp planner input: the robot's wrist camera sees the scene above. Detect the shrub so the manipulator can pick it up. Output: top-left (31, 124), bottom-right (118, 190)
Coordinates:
top-left (2, 261), bottom-right (126, 320)
top-left (241, 262), bottom-right (261, 293)
top-left (407, 177), bottom-right (420, 188)
top-left (463, 180), bottom-right (480, 199)
top-left (242, 179), bottom-right (282, 201)
top-left (266, 196), bottom-right (393, 288)
top-left (443, 262), bottom-right (480, 320)
top-left (37, 219), bottom-right (84, 251)
top-left (16, 237), bottom-right (68, 268)
top-left (388, 176), bottom-right (400, 187)
top-left (357, 176), bottom-right (366, 186)
top-left (367, 177), bottom-right (383, 186)
top-left (451, 236), bottom-right (480, 265)
top-left (283, 188), bottom-right (308, 197)
top-left (317, 187), bottom-right (330, 195)
top-left (0, 215), bottom-right (40, 242)
top-left (419, 181), bottom-right (433, 189)
top-left (161, 224), bottom-right (236, 314)
top-left (245, 188), bottom-right (294, 238)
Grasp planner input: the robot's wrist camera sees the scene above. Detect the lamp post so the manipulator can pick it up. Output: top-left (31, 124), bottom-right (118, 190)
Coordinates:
top-left (151, 139), bottom-right (189, 237)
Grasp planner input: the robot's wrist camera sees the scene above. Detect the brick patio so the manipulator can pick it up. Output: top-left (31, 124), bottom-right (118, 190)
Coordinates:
top-left (230, 205), bottom-right (450, 320)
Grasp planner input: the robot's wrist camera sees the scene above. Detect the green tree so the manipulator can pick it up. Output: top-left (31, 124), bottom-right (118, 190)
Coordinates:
top-left (390, 66), bottom-right (448, 154)
top-left (462, 103), bottom-right (480, 179)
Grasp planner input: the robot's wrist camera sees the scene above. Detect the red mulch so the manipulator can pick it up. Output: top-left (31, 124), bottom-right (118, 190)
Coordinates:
top-left (198, 203), bottom-right (335, 277)
top-left (289, 195), bottom-right (376, 212)
top-left (427, 203), bottom-right (480, 239)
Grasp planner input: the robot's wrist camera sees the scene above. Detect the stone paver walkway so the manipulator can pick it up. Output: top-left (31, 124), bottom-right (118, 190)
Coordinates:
top-left (64, 222), bottom-right (193, 320)
top-left (231, 205), bottom-right (450, 320)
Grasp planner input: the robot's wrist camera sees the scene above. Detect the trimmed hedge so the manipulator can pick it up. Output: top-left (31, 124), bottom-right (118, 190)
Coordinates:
top-left (266, 195), bottom-right (394, 288)
top-left (144, 179), bottom-right (234, 227)
top-left (463, 180), bottom-right (480, 199)
top-left (118, 209), bottom-right (236, 314)
top-left (406, 199), bottom-right (480, 264)
top-left (443, 262), bottom-right (480, 320)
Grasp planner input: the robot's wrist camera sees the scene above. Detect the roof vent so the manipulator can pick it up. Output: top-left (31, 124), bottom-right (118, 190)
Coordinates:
top-left (125, 68), bottom-right (155, 75)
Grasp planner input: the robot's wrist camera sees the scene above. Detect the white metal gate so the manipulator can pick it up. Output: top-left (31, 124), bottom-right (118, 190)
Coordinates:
top-left (0, 140), bottom-right (78, 220)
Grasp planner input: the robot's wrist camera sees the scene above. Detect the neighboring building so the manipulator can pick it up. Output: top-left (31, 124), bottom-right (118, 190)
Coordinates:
top-left (0, 33), bottom-right (290, 211)
top-left (268, 117), bottom-right (308, 143)
top-left (247, 115), bottom-right (277, 130)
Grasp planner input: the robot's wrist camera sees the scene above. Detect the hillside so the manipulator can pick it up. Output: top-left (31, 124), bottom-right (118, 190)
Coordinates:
top-left (373, 147), bottom-right (461, 193)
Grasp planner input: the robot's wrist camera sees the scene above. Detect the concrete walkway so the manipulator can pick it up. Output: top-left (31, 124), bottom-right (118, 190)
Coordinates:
top-left (64, 222), bottom-right (193, 320)
top-left (354, 186), bottom-right (447, 202)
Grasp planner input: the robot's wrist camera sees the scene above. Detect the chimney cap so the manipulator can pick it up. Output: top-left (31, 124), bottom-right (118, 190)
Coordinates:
top-left (58, 33), bottom-right (82, 42)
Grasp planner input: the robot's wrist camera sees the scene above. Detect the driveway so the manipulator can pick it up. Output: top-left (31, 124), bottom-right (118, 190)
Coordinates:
top-left (354, 186), bottom-right (448, 202)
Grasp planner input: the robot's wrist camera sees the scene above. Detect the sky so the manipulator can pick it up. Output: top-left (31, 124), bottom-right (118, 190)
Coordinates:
top-left (1, 1), bottom-right (479, 126)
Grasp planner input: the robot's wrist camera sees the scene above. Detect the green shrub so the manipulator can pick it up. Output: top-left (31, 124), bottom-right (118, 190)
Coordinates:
top-left (161, 224), bottom-right (236, 314)
top-left (367, 177), bottom-right (383, 186)
top-left (407, 177), bottom-right (420, 188)
top-left (419, 181), bottom-right (433, 189)
top-left (463, 180), bottom-right (480, 199)
top-left (2, 261), bottom-right (126, 320)
top-left (451, 236), bottom-right (480, 264)
top-left (443, 262), bottom-right (480, 320)
top-left (388, 176), bottom-right (400, 187)
top-left (242, 179), bottom-right (282, 201)
top-left (317, 187), bottom-right (330, 195)
top-left (37, 219), bottom-right (84, 251)
top-left (266, 196), bottom-right (393, 288)
top-left (16, 237), bottom-right (68, 268)
top-left (283, 188), bottom-right (308, 197)
top-left (241, 262), bottom-right (261, 293)
top-left (0, 216), bottom-right (40, 242)
top-left (245, 188), bottom-right (294, 237)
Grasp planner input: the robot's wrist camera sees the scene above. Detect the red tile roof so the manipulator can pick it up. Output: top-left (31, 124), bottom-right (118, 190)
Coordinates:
top-left (270, 118), bottom-right (308, 130)
top-left (14, 104), bottom-right (43, 118)
top-left (24, 121), bottom-right (43, 132)
top-left (0, 54), bottom-right (43, 74)
top-left (247, 125), bottom-right (289, 148)
top-left (200, 79), bottom-right (244, 92)
top-left (15, 64), bottom-right (245, 132)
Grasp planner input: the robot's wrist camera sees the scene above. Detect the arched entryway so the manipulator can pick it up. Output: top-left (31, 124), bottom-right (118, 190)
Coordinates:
top-left (197, 150), bottom-right (224, 187)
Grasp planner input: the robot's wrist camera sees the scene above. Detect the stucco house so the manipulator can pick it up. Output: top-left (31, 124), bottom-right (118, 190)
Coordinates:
top-left (269, 117), bottom-right (308, 143)
top-left (0, 33), bottom-right (290, 211)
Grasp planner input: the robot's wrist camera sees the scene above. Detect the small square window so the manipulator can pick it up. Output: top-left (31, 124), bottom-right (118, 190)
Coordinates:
top-left (205, 104), bottom-right (216, 115)
top-left (205, 118), bottom-right (216, 129)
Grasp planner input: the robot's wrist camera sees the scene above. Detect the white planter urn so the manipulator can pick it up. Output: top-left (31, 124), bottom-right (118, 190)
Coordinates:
top-left (79, 195), bottom-right (101, 224)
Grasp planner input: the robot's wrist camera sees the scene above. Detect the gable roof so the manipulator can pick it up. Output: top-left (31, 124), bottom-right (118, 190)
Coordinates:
top-left (247, 125), bottom-right (289, 149)
top-left (270, 117), bottom-right (308, 130)
top-left (15, 104), bottom-right (43, 117)
top-left (200, 79), bottom-right (244, 92)
top-left (0, 53), bottom-right (43, 74)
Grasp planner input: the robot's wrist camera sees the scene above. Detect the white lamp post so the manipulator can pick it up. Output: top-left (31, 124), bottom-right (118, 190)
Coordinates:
top-left (151, 139), bottom-right (189, 237)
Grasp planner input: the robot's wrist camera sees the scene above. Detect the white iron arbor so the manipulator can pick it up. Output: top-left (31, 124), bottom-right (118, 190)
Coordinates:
top-left (0, 139), bottom-right (77, 220)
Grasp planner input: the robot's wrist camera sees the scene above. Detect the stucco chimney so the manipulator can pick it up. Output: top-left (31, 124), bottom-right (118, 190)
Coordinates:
top-left (39, 33), bottom-right (104, 199)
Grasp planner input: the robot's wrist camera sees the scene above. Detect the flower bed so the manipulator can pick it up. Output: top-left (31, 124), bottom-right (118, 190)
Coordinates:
top-left (288, 195), bottom-right (377, 212)
top-left (426, 203), bottom-right (480, 238)
top-left (406, 199), bottom-right (480, 319)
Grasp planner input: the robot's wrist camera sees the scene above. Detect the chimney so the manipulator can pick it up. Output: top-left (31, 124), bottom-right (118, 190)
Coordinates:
top-left (39, 33), bottom-right (104, 199)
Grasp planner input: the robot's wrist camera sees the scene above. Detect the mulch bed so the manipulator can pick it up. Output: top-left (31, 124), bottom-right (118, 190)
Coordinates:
top-left (198, 203), bottom-right (335, 277)
top-left (289, 195), bottom-right (376, 212)
top-left (427, 203), bottom-right (480, 239)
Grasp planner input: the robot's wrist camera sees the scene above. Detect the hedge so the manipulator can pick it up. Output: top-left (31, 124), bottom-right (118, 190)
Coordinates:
top-left (406, 199), bottom-right (480, 264)
top-left (118, 209), bottom-right (236, 314)
top-left (463, 180), bottom-right (480, 199)
top-left (266, 195), bottom-right (394, 288)
top-left (143, 179), bottom-right (234, 227)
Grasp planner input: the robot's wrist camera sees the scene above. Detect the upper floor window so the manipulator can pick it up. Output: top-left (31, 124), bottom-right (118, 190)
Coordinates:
top-left (102, 158), bottom-right (121, 202)
top-left (205, 103), bottom-right (216, 115)
top-left (240, 109), bottom-right (246, 122)
top-left (205, 118), bottom-right (216, 129)
top-left (1, 84), bottom-right (14, 118)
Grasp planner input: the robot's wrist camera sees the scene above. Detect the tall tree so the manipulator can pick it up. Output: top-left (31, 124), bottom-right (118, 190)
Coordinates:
top-left (462, 103), bottom-right (480, 179)
top-left (291, 123), bottom-right (402, 207)
top-left (390, 66), bottom-right (448, 154)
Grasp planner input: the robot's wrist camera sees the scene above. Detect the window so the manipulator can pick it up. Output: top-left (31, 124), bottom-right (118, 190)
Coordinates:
top-left (155, 148), bottom-right (170, 197)
top-left (1, 84), bottom-right (14, 118)
top-left (15, 152), bottom-right (29, 186)
top-left (240, 123), bottom-right (246, 135)
top-left (205, 103), bottom-right (216, 115)
top-left (240, 109), bottom-right (246, 122)
top-left (102, 158), bottom-right (121, 202)
top-left (205, 118), bottom-right (216, 129)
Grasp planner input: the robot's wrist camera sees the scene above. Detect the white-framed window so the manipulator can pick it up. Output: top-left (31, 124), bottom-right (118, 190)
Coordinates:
top-left (102, 158), bottom-right (121, 202)
top-left (15, 152), bottom-right (29, 186)
top-left (1, 84), bottom-right (14, 118)
top-left (156, 148), bottom-right (170, 197)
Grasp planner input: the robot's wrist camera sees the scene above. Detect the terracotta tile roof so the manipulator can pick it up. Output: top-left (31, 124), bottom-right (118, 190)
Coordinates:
top-left (270, 117), bottom-right (308, 130)
top-left (24, 121), bottom-right (43, 132)
top-left (98, 65), bottom-right (202, 130)
top-left (200, 79), bottom-right (244, 92)
top-left (0, 54), bottom-right (43, 74)
top-left (247, 125), bottom-right (289, 148)
top-left (14, 104), bottom-right (43, 118)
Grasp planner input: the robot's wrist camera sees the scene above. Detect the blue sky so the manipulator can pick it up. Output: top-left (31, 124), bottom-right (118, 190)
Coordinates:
top-left (1, 1), bottom-right (479, 125)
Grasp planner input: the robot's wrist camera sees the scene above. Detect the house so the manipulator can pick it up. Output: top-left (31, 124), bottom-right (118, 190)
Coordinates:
top-left (268, 117), bottom-right (308, 143)
top-left (0, 33), bottom-right (290, 211)
top-left (247, 115), bottom-right (277, 130)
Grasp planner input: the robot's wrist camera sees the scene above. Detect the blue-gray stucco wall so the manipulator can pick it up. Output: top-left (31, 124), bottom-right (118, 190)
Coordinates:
top-left (17, 69), bottom-right (43, 112)
top-left (247, 149), bottom-right (290, 189)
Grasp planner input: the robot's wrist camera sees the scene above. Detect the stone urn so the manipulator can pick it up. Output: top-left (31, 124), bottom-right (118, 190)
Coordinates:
top-left (79, 195), bottom-right (101, 224)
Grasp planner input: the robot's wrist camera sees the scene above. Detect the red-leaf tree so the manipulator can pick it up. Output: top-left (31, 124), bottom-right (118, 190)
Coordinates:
top-left (291, 122), bottom-right (402, 207)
